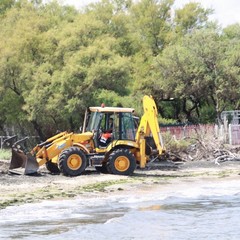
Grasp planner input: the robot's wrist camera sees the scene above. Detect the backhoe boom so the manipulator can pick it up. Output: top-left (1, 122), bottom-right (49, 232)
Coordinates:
top-left (136, 95), bottom-right (165, 168)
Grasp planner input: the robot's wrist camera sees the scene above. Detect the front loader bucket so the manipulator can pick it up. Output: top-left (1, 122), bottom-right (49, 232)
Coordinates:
top-left (9, 148), bottom-right (39, 175)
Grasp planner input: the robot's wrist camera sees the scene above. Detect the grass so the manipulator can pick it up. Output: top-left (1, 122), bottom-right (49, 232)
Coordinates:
top-left (0, 179), bottom-right (131, 209)
top-left (0, 149), bottom-right (11, 160)
top-left (77, 179), bottom-right (131, 193)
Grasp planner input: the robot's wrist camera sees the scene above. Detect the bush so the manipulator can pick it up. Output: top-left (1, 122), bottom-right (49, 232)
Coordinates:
top-left (0, 149), bottom-right (11, 160)
top-left (159, 117), bottom-right (178, 125)
top-left (162, 131), bottom-right (193, 153)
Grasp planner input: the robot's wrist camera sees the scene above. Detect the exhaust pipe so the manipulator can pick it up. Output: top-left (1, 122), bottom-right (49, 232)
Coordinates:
top-left (9, 138), bottom-right (39, 175)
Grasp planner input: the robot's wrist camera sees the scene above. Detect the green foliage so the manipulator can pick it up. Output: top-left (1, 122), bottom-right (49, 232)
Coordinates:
top-left (153, 26), bottom-right (240, 123)
top-left (162, 131), bottom-right (191, 153)
top-left (130, 0), bottom-right (174, 55)
top-left (0, 0), bottom-right (239, 138)
top-left (0, 149), bottom-right (11, 160)
top-left (159, 118), bottom-right (177, 125)
top-left (0, 0), bottom-right (15, 15)
top-left (174, 2), bottom-right (213, 34)
top-left (198, 104), bottom-right (216, 123)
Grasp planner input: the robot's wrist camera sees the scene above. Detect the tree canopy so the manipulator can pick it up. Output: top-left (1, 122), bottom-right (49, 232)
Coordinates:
top-left (0, 0), bottom-right (239, 139)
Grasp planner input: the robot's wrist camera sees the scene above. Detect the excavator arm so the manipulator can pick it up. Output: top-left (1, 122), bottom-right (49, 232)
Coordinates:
top-left (135, 95), bottom-right (165, 168)
top-left (9, 131), bottom-right (93, 175)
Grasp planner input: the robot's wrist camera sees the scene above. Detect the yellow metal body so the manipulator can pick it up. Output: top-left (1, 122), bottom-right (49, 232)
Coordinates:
top-left (33, 95), bottom-right (164, 169)
top-left (93, 95), bottom-right (165, 168)
top-left (135, 95), bottom-right (165, 168)
top-left (34, 131), bottom-right (93, 166)
top-left (10, 95), bottom-right (165, 174)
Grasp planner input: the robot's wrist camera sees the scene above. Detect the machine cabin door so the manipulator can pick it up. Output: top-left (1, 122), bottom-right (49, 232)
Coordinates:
top-left (98, 112), bottom-right (136, 147)
top-left (114, 112), bottom-right (136, 141)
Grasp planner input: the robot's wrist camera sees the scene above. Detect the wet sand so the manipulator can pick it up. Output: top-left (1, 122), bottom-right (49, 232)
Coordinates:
top-left (0, 159), bottom-right (239, 209)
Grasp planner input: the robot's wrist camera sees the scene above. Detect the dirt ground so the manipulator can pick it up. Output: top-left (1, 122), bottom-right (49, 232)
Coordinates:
top-left (0, 158), bottom-right (240, 209)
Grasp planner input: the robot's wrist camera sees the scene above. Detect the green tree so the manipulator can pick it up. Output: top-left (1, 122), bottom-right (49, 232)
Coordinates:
top-left (0, 0), bottom-right (16, 15)
top-left (46, 35), bottom-right (132, 126)
top-left (130, 0), bottom-right (174, 56)
top-left (154, 27), bottom-right (240, 123)
top-left (174, 2), bottom-right (213, 35)
top-left (1, 0), bottom-right (239, 139)
top-left (0, 0), bottom-right (78, 138)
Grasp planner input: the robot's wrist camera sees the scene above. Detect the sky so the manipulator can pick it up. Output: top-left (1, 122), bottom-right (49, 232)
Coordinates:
top-left (57, 0), bottom-right (240, 28)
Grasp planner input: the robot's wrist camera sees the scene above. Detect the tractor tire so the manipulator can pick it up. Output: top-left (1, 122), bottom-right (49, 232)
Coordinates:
top-left (108, 149), bottom-right (136, 175)
top-left (59, 147), bottom-right (87, 176)
top-left (46, 161), bottom-right (60, 174)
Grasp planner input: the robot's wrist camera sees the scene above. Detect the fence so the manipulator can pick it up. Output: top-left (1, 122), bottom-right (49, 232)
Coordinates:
top-left (228, 124), bottom-right (240, 145)
top-left (160, 124), bottom-right (240, 146)
top-left (160, 124), bottom-right (216, 140)
top-left (1, 124), bottom-right (240, 148)
top-left (219, 110), bottom-right (240, 145)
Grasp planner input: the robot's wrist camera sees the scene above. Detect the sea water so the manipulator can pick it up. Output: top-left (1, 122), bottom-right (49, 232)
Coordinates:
top-left (0, 178), bottom-right (240, 240)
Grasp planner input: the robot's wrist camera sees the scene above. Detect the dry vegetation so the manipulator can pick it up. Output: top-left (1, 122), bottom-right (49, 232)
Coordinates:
top-left (163, 126), bottom-right (240, 164)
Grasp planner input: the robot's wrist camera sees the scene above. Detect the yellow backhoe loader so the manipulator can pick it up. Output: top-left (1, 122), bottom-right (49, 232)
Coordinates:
top-left (9, 95), bottom-right (166, 176)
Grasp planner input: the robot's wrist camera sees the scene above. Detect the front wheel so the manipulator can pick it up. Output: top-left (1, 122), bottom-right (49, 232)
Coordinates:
top-left (108, 149), bottom-right (136, 175)
top-left (59, 147), bottom-right (87, 176)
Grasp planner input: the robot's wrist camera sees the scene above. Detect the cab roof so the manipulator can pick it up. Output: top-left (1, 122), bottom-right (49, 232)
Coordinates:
top-left (89, 106), bottom-right (135, 113)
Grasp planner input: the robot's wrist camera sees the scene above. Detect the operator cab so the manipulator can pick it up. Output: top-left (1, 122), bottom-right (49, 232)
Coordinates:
top-left (86, 107), bottom-right (137, 148)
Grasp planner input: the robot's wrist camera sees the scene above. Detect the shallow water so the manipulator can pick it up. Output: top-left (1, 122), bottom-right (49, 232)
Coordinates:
top-left (1, 178), bottom-right (240, 240)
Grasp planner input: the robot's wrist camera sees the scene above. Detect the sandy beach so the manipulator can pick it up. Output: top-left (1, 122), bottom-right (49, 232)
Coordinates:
top-left (0, 159), bottom-right (240, 210)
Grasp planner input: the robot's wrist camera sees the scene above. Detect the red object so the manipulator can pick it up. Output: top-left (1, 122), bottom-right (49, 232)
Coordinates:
top-left (99, 132), bottom-right (112, 144)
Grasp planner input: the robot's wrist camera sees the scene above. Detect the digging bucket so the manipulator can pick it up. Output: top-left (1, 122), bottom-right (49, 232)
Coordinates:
top-left (9, 148), bottom-right (39, 175)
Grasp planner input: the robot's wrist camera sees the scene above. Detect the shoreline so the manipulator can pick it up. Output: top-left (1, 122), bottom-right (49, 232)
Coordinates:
top-left (0, 159), bottom-right (240, 209)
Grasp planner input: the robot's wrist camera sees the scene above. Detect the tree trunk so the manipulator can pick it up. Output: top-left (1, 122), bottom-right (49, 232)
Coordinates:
top-left (31, 120), bottom-right (45, 141)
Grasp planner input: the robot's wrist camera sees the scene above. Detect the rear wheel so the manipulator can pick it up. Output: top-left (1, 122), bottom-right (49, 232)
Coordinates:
top-left (46, 161), bottom-right (60, 174)
top-left (59, 147), bottom-right (87, 176)
top-left (108, 149), bottom-right (136, 175)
